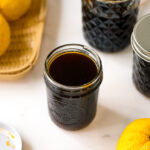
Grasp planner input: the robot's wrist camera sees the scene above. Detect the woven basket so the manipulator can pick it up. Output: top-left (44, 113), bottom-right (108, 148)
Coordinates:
top-left (0, 0), bottom-right (46, 79)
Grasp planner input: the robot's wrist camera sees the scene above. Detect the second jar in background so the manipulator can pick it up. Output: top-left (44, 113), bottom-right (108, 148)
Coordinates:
top-left (82, 0), bottom-right (140, 52)
top-left (131, 14), bottom-right (150, 97)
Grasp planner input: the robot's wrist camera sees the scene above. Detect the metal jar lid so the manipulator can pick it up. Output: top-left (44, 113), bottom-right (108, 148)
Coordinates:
top-left (131, 14), bottom-right (150, 62)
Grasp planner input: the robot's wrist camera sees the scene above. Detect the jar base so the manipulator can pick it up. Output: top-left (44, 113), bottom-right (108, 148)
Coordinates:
top-left (48, 111), bottom-right (96, 131)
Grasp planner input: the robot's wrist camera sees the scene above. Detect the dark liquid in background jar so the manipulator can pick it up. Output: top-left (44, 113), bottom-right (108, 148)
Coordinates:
top-left (133, 53), bottom-right (150, 97)
top-left (82, 0), bottom-right (139, 52)
top-left (49, 52), bottom-right (98, 86)
top-left (46, 52), bottom-right (100, 130)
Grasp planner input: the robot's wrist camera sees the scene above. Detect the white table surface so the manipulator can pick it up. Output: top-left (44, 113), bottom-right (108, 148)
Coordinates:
top-left (0, 1), bottom-right (150, 150)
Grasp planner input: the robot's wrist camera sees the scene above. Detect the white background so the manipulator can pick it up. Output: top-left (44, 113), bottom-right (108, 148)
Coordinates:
top-left (0, 0), bottom-right (150, 150)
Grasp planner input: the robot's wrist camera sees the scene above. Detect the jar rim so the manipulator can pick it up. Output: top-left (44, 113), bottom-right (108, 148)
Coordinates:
top-left (97, 0), bottom-right (130, 3)
top-left (44, 44), bottom-right (103, 91)
top-left (131, 14), bottom-right (150, 62)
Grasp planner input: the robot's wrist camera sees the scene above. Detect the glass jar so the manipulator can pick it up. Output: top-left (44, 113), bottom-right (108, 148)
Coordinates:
top-left (131, 14), bottom-right (150, 97)
top-left (82, 0), bottom-right (140, 52)
top-left (44, 44), bottom-right (103, 130)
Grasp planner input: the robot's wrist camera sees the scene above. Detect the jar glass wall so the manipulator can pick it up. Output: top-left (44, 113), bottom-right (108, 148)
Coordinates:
top-left (133, 52), bottom-right (150, 97)
top-left (82, 0), bottom-right (140, 52)
top-left (44, 44), bottom-right (103, 130)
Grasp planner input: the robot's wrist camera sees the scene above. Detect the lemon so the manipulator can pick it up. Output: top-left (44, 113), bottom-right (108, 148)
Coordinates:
top-left (117, 119), bottom-right (150, 150)
top-left (0, 14), bottom-right (10, 56)
top-left (0, 0), bottom-right (31, 21)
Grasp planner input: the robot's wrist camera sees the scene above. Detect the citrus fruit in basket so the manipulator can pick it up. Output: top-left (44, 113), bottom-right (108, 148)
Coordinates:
top-left (0, 0), bottom-right (32, 21)
top-left (0, 14), bottom-right (10, 56)
top-left (117, 119), bottom-right (150, 150)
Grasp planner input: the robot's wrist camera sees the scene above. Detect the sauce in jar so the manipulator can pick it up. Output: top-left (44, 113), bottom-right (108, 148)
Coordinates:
top-left (44, 44), bottom-right (103, 130)
top-left (49, 52), bottom-right (98, 86)
top-left (82, 0), bottom-right (140, 52)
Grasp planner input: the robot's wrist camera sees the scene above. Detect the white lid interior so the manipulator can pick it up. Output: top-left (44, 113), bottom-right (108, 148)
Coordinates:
top-left (134, 14), bottom-right (150, 52)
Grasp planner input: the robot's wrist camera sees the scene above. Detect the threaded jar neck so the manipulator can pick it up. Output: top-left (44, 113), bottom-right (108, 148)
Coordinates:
top-left (131, 14), bottom-right (150, 63)
top-left (44, 44), bottom-right (103, 96)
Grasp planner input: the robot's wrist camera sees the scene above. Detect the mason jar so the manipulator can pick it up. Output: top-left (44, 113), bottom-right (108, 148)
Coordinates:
top-left (44, 44), bottom-right (103, 130)
top-left (82, 0), bottom-right (140, 52)
top-left (131, 14), bottom-right (150, 97)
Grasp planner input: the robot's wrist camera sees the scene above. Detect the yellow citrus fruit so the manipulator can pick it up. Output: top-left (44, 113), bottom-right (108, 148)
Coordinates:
top-left (0, 0), bottom-right (31, 21)
top-left (117, 119), bottom-right (150, 150)
top-left (0, 14), bottom-right (11, 56)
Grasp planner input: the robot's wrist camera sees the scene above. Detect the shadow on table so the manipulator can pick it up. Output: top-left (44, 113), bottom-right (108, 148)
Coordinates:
top-left (65, 104), bottom-right (129, 150)
top-left (22, 139), bottom-right (32, 150)
top-left (79, 104), bottom-right (129, 132)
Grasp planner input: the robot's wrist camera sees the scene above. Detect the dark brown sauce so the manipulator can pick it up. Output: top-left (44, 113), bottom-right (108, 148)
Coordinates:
top-left (49, 52), bottom-right (98, 86)
top-left (44, 50), bottom-right (103, 130)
